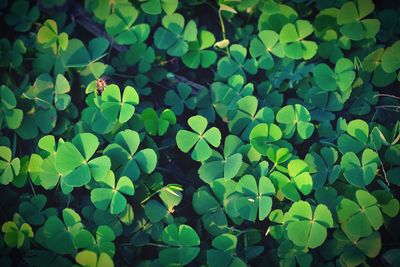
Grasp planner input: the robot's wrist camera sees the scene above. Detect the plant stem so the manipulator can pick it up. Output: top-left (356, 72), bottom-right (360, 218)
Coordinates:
top-left (218, 8), bottom-right (231, 57)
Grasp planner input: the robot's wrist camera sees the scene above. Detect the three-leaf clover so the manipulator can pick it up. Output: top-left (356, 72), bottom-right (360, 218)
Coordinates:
top-left (305, 147), bottom-right (341, 188)
top-left (207, 234), bottom-right (246, 267)
top-left (182, 30), bottom-right (217, 69)
top-left (340, 149), bottom-right (380, 187)
top-left (140, 0), bottom-right (178, 15)
top-left (159, 224), bottom-right (200, 266)
top-left (279, 20), bottom-right (317, 60)
top-left (140, 108), bottom-right (176, 136)
top-left (154, 13), bottom-right (197, 57)
top-left (0, 146), bottom-right (20, 185)
top-left (104, 129), bottom-right (157, 181)
top-left (176, 115), bottom-right (221, 161)
top-left (269, 159), bottom-right (313, 202)
top-left (38, 208), bottom-right (83, 255)
top-left (100, 85), bottom-right (139, 123)
top-left (0, 85), bottom-right (23, 129)
top-left (164, 83), bottom-right (196, 115)
top-left (276, 104), bottom-right (314, 140)
top-left (105, 6), bottom-right (150, 45)
top-left (337, 0), bottom-right (380, 40)
top-left (74, 225), bottom-right (116, 256)
top-left (37, 19), bottom-right (69, 53)
top-left (91, 171), bottom-right (135, 215)
top-left (55, 133), bottom-right (111, 187)
top-left (249, 30), bottom-right (284, 69)
top-left (211, 74), bottom-right (254, 121)
top-left (338, 119), bottom-right (370, 154)
top-left (337, 190), bottom-right (383, 238)
top-left (284, 201), bottom-right (333, 249)
top-left (75, 250), bottom-right (114, 267)
top-left (228, 95), bottom-right (275, 141)
top-left (313, 58), bottom-right (355, 92)
top-left (217, 44), bottom-right (258, 78)
top-left (4, 0), bottom-right (39, 32)
top-left (249, 123), bottom-right (282, 155)
top-left (198, 135), bottom-right (243, 183)
top-left (234, 175), bottom-right (276, 221)
top-left (1, 213), bottom-right (34, 248)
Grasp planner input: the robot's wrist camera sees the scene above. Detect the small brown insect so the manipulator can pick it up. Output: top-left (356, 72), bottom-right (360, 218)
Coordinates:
top-left (95, 77), bottom-right (108, 95)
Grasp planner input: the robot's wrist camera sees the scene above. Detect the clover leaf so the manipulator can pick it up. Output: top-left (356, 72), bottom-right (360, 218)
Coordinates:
top-left (37, 19), bottom-right (69, 53)
top-left (249, 123), bottom-right (282, 155)
top-left (279, 20), bottom-right (317, 60)
top-left (337, 0), bottom-right (380, 40)
top-left (91, 172), bottom-right (134, 215)
top-left (207, 234), bottom-right (246, 267)
top-left (176, 115), bottom-right (221, 161)
top-left (0, 85), bottom-right (23, 130)
top-left (140, 0), bottom-right (178, 15)
top-left (217, 44), bottom-right (258, 78)
top-left (284, 201), bottom-right (333, 249)
top-left (0, 38), bottom-right (26, 69)
top-left (140, 108), bottom-right (176, 136)
top-left (234, 175), bottom-right (275, 221)
top-left (340, 148), bottom-right (380, 187)
top-left (338, 119), bottom-right (369, 154)
top-left (104, 129), bottom-right (157, 181)
top-left (198, 135), bottom-right (243, 183)
top-left (18, 194), bottom-right (55, 226)
top-left (75, 250), bottom-right (114, 267)
top-left (228, 95), bottom-right (275, 141)
top-left (159, 224), bottom-right (200, 266)
top-left (381, 40), bottom-right (400, 73)
top-left (276, 104), bottom-right (314, 140)
top-left (159, 184), bottom-right (183, 212)
top-left (305, 147), bottom-right (341, 188)
top-left (55, 133), bottom-right (111, 187)
top-left (313, 58), bottom-right (355, 92)
top-left (105, 6), bottom-right (149, 45)
top-left (249, 30), bottom-right (284, 69)
top-left (38, 208), bottom-right (83, 255)
top-left (154, 13), bottom-right (197, 57)
top-left (192, 185), bottom-right (229, 235)
top-left (269, 159), bottom-right (313, 202)
top-left (182, 30), bottom-right (217, 69)
top-left (124, 42), bottom-right (155, 73)
top-left (211, 74), bottom-right (254, 121)
top-left (100, 85), bottom-right (139, 123)
top-left (144, 199), bottom-right (169, 223)
top-left (164, 83), bottom-right (196, 115)
top-left (2, 213), bottom-right (33, 248)
top-left (0, 146), bottom-right (20, 185)
top-left (330, 230), bottom-right (382, 267)
top-left (4, 0), bottom-right (39, 32)
top-left (337, 190), bottom-right (384, 238)
top-left (74, 225), bottom-right (116, 256)
top-left (37, 135), bottom-right (73, 192)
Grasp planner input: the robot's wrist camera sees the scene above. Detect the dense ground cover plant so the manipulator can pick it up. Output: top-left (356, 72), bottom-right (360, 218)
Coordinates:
top-left (0, 0), bottom-right (399, 266)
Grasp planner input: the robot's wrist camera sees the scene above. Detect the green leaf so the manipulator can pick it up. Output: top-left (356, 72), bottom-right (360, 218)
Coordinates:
top-left (234, 175), bottom-right (275, 221)
top-left (341, 149), bottom-right (379, 187)
top-left (276, 104), bottom-right (314, 140)
top-left (337, 190), bottom-right (384, 238)
top-left (101, 85), bottom-right (139, 123)
top-left (160, 224), bottom-right (200, 266)
top-left (176, 115), bottom-right (221, 161)
top-left (338, 119), bottom-right (369, 154)
top-left (285, 201), bottom-right (333, 249)
top-left (279, 20), bottom-right (317, 60)
top-left (249, 123), bottom-right (282, 155)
